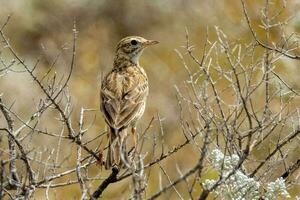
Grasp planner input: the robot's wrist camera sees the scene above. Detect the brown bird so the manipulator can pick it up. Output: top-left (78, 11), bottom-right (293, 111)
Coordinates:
top-left (100, 36), bottom-right (158, 169)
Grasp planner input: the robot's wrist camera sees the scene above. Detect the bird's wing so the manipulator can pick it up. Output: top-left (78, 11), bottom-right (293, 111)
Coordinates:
top-left (100, 67), bottom-right (148, 130)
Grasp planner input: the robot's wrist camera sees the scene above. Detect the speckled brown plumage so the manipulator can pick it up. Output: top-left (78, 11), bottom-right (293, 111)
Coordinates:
top-left (100, 36), bottom-right (158, 169)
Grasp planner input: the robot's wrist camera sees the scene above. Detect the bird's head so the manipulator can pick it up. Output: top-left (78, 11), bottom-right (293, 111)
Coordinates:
top-left (115, 36), bottom-right (159, 64)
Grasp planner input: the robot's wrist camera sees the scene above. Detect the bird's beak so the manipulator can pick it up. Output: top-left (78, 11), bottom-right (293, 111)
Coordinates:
top-left (143, 40), bottom-right (159, 46)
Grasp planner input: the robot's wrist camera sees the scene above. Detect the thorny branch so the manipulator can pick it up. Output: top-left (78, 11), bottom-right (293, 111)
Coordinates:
top-left (0, 97), bottom-right (20, 188)
top-left (1, 0), bottom-right (300, 199)
top-left (91, 167), bottom-right (119, 199)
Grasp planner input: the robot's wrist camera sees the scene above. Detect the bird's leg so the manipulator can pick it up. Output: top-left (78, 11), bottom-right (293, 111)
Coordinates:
top-left (132, 126), bottom-right (138, 155)
top-left (115, 134), bottom-right (121, 166)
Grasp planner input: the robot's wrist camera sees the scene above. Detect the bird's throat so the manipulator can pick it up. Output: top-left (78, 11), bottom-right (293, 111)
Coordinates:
top-left (113, 52), bottom-right (141, 69)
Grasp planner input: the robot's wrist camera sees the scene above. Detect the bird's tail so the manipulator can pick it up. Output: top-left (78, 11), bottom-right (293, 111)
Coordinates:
top-left (105, 127), bottom-right (128, 169)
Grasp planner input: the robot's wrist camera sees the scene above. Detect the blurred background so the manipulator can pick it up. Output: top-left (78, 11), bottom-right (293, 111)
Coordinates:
top-left (1, 0), bottom-right (300, 199)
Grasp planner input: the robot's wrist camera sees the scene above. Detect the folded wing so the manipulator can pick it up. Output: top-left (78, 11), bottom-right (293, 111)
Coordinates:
top-left (100, 67), bottom-right (148, 130)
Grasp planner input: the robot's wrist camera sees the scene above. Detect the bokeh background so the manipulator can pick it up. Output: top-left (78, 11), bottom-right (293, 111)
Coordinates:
top-left (1, 0), bottom-right (300, 199)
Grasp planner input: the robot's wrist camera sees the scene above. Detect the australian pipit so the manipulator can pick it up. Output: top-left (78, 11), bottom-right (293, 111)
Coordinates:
top-left (100, 36), bottom-right (158, 169)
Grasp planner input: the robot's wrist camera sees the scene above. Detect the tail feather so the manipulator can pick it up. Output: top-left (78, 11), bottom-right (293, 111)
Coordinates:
top-left (105, 128), bottom-right (128, 169)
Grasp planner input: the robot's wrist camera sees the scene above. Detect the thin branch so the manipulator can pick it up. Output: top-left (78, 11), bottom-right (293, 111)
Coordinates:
top-left (91, 167), bottom-right (119, 199)
top-left (0, 97), bottom-right (20, 187)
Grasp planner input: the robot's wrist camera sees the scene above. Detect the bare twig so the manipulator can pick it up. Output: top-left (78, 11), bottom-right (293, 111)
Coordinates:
top-left (91, 167), bottom-right (119, 199)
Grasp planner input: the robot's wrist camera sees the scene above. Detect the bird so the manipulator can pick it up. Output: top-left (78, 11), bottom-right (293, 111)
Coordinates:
top-left (100, 36), bottom-right (158, 169)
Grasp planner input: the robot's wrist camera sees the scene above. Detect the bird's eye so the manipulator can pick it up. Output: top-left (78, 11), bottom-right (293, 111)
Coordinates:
top-left (131, 40), bottom-right (138, 45)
